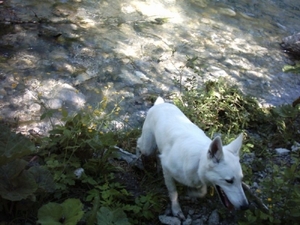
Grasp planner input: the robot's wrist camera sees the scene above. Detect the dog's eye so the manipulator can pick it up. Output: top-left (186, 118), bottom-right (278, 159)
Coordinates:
top-left (225, 178), bottom-right (234, 184)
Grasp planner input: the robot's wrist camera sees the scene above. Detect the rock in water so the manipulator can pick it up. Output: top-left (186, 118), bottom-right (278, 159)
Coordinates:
top-left (281, 32), bottom-right (300, 59)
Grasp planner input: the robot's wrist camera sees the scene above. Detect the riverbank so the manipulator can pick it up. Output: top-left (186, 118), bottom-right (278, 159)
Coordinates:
top-left (0, 0), bottom-right (299, 135)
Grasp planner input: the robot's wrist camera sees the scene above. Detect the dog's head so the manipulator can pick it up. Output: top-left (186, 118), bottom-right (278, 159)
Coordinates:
top-left (205, 134), bottom-right (249, 211)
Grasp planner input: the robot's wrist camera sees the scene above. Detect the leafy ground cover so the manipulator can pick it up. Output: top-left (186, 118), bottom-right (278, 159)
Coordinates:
top-left (0, 75), bottom-right (299, 224)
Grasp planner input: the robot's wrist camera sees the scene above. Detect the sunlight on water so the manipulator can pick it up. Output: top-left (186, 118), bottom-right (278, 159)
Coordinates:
top-left (0, 0), bottom-right (299, 133)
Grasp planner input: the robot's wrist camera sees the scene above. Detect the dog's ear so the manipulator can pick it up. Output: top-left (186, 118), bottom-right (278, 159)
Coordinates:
top-left (208, 136), bottom-right (224, 163)
top-left (226, 133), bottom-right (243, 156)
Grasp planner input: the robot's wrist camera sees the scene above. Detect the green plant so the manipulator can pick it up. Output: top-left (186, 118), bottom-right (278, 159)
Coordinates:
top-left (40, 106), bottom-right (120, 198)
top-left (96, 207), bottom-right (130, 225)
top-left (282, 62), bottom-right (300, 73)
top-left (37, 97), bottom-right (163, 224)
top-left (0, 159), bottom-right (38, 202)
top-left (269, 104), bottom-right (300, 145)
top-left (0, 123), bottom-right (55, 218)
top-left (239, 155), bottom-right (300, 224)
top-left (0, 123), bottom-right (36, 166)
top-left (37, 198), bottom-right (84, 225)
top-left (173, 78), bottom-right (266, 137)
top-left (86, 181), bottom-right (163, 224)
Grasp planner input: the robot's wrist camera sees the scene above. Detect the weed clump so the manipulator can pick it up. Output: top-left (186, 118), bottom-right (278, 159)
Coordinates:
top-left (0, 99), bottom-right (163, 225)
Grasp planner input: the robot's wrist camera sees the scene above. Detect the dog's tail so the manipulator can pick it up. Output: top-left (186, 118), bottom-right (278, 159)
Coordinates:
top-left (154, 96), bottom-right (165, 105)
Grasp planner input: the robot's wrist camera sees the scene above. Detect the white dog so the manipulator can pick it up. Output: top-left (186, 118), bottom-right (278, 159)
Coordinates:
top-left (137, 97), bottom-right (249, 219)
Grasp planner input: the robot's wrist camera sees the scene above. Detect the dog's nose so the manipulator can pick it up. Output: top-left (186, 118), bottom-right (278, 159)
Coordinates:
top-left (240, 203), bottom-right (249, 210)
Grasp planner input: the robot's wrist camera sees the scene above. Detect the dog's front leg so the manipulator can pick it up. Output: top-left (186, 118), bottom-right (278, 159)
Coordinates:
top-left (163, 170), bottom-right (186, 220)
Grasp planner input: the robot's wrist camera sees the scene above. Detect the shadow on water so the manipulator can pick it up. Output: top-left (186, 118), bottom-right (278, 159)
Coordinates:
top-left (0, 0), bottom-right (300, 133)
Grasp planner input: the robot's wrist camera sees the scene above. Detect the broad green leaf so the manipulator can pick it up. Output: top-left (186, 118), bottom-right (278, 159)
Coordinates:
top-left (0, 124), bottom-right (36, 165)
top-left (97, 207), bottom-right (130, 225)
top-left (28, 166), bottom-right (55, 193)
top-left (61, 199), bottom-right (84, 225)
top-left (0, 160), bottom-right (38, 201)
top-left (37, 199), bottom-right (84, 225)
top-left (37, 202), bottom-right (63, 225)
top-left (86, 193), bottom-right (100, 225)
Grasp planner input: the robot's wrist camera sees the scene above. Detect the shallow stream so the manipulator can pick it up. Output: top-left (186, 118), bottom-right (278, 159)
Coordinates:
top-left (0, 0), bottom-right (300, 134)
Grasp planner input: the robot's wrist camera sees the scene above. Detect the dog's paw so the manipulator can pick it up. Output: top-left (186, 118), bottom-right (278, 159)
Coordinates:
top-left (176, 211), bottom-right (186, 221)
top-left (170, 197), bottom-right (186, 220)
top-left (172, 208), bottom-right (186, 221)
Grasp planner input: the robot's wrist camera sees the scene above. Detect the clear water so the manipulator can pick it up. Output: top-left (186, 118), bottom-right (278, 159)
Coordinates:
top-left (0, 0), bottom-right (299, 133)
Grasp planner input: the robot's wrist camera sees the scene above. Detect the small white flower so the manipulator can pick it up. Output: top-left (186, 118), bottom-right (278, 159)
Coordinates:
top-left (74, 168), bottom-right (84, 178)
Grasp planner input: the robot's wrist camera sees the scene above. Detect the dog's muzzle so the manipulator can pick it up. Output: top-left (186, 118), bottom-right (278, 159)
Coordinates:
top-left (215, 185), bottom-right (249, 211)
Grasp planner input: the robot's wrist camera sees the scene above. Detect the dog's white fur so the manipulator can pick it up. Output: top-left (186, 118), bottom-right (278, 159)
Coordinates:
top-left (137, 97), bottom-right (249, 219)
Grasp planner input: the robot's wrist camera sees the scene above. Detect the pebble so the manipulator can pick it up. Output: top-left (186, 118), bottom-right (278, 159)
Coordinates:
top-left (275, 148), bottom-right (290, 155)
top-left (182, 215), bottom-right (193, 225)
top-left (252, 182), bottom-right (259, 189)
top-left (291, 142), bottom-right (300, 152)
top-left (208, 209), bottom-right (219, 225)
top-left (159, 215), bottom-right (181, 225)
top-left (242, 152), bottom-right (255, 165)
top-left (218, 7), bottom-right (236, 17)
top-left (192, 218), bottom-right (204, 225)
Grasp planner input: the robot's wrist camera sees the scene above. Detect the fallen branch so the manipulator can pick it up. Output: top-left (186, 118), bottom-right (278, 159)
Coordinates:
top-left (242, 182), bottom-right (269, 214)
top-left (114, 146), bottom-right (144, 170)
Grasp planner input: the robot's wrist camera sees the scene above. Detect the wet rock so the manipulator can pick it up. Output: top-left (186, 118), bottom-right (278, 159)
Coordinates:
top-left (46, 98), bottom-right (63, 109)
top-left (50, 49), bottom-right (69, 60)
top-left (54, 61), bottom-right (76, 74)
top-left (38, 25), bottom-right (61, 37)
top-left (29, 103), bottom-right (41, 112)
top-left (134, 71), bottom-right (150, 82)
top-left (73, 73), bottom-right (94, 85)
top-left (218, 7), bottom-right (236, 17)
top-left (35, 81), bottom-right (86, 111)
top-left (191, 0), bottom-right (208, 8)
top-left (12, 53), bottom-right (38, 69)
top-left (239, 12), bottom-right (255, 20)
top-left (53, 84), bottom-right (85, 108)
top-left (192, 218), bottom-right (205, 225)
top-left (159, 215), bottom-right (181, 225)
top-left (119, 70), bottom-right (149, 86)
top-left (188, 209), bottom-right (195, 215)
top-left (208, 210), bottom-right (219, 225)
top-left (281, 32), bottom-right (300, 59)
top-left (78, 17), bottom-right (95, 29)
top-left (0, 88), bottom-right (6, 98)
top-left (207, 66), bottom-right (228, 77)
top-left (182, 215), bottom-right (193, 225)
